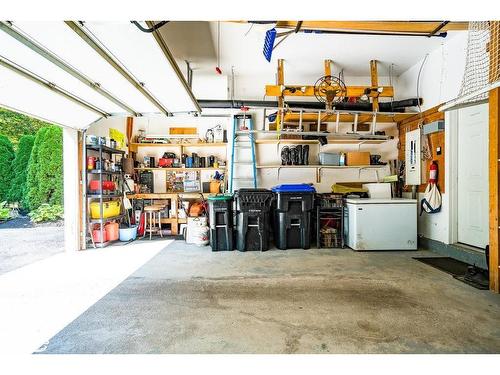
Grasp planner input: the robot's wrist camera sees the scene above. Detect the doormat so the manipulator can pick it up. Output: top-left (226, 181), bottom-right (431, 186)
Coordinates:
top-left (413, 257), bottom-right (489, 290)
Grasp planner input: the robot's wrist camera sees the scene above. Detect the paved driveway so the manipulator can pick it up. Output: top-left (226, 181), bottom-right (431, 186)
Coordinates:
top-left (0, 226), bottom-right (64, 275)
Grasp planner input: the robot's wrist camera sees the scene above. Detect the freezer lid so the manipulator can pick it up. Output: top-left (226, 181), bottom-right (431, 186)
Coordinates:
top-left (345, 198), bottom-right (417, 204)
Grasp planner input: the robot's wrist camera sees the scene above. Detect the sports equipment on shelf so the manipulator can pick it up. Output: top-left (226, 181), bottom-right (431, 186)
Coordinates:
top-left (313, 75), bottom-right (347, 110)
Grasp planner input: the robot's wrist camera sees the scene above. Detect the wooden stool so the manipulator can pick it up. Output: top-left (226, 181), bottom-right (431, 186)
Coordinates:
top-left (143, 205), bottom-right (163, 240)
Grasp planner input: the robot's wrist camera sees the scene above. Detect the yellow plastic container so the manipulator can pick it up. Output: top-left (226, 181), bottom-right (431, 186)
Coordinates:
top-left (90, 200), bottom-right (121, 219)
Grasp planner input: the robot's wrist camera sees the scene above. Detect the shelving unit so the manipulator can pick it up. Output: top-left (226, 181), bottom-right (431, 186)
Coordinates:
top-left (127, 192), bottom-right (213, 235)
top-left (256, 164), bottom-right (388, 183)
top-left (85, 144), bottom-right (125, 249)
top-left (129, 142), bottom-right (227, 153)
top-left (254, 138), bottom-right (387, 145)
top-left (135, 167), bottom-right (226, 172)
top-left (315, 195), bottom-right (344, 249)
top-left (129, 141), bottom-right (229, 236)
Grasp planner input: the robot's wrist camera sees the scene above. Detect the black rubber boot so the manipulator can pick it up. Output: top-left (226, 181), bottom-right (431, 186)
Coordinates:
top-left (281, 146), bottom-right (289, 166)
top-left (287, 146), bottom-right (294, 165)
top-left (302, 145), bottom-right (309, 165)
top-left (296, 145), bottom-right (303, 165)
top-left (290, 146), bottom-right (298, 165)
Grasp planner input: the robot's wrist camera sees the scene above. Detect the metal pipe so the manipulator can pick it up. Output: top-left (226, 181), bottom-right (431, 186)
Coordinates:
top-left (428, 21), bottom-right (450, 37)
top-left (197, 99), bottom-right (420, 112)
top-left (131, 21), bottom-right (169, 33)
top-left (0, 21), bottom-right (139, 116)
top-left (145, 21), bottom-right (202, 113)
top-left (0, 54), bottom-right (109, 117)
top-left (66, 21), bottom-right (171, 115)
top-left (247, 21), bottom-right (448, 38)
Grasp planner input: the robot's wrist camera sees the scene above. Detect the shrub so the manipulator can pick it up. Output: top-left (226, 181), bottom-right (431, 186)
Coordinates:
top-left (0, 108), bottom-right (49, 148)
top-left (8, 135), bottom-right (35, 205)
top-left (25, 126), bottom-right (63, 211)
top-left (0, 201), bottom-right (11, 221)
top-left (28, 203), bottom-right (63, 223)
top-left (0, 135), bottom-right (15, 202)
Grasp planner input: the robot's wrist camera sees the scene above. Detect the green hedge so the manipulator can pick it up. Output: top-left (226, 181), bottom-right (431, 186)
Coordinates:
top-left (25, 126), bottom-right (63, 210)
top-left (8, 135), bottom-right (35, 205)
top-left (0, 108), bottom-right (49, 148)
top-left (0, 135), bottom-right (15, 202)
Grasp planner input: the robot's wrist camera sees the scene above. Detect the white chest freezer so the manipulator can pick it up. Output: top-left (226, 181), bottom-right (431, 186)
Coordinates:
top-left (346, 198), bottom-right (417, 251)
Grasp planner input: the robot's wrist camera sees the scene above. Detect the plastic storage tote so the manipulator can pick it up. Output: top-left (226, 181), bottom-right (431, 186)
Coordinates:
top-left (207, 194), bottom-right (234, 251)
top-left (318, 152), bottom-right (341, 166)
top-left (271, 184), bottom-right (316, 250)
top-left (90, 200), bottom-right (121, 219)
top-left (234, 189), bottom-right (274, 251)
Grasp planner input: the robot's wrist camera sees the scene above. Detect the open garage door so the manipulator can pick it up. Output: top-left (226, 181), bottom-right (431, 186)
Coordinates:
top-left (0, 21), bottom-right (200, 252)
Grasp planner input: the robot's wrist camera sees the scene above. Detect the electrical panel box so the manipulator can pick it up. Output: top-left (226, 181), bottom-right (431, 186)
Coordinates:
top-left (405, 129), bottom-right (421, 185)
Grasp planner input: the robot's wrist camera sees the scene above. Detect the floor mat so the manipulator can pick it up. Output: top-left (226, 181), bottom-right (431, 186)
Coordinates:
top-left (413, 257), bottom-right (469, 275)
top-left (413, 257), bottom-right (489, 290)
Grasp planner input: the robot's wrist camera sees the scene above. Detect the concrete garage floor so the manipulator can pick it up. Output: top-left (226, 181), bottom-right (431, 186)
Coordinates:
top-left (39, 241), bottom-right (500, 354)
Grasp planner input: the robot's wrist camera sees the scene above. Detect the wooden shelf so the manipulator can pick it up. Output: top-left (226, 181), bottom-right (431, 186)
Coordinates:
top-left (256, 165), bottom-right (386, 169)
top-left (282, 112), bottom-right (416, 123)
top-left (256, 164), bottom-right (388, 183)
top-left (254, 138), bottom-right (387, 145)
top-left (127, 193), bottom-right (212, 199)
top-left (130, 142), bottom-right (227, 152)
top-left (134, 167), bottom-right (226, 171)
top-left (255, 139), bottom-right (319, 145)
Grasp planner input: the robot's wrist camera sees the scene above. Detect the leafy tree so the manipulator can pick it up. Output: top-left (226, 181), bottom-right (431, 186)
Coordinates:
top-left (8, 135), bottom-right (35, 205)
top-left (0, 108), bottom-right (50, 148)
top-left (25, 126), bottom-right (63, 210)
top-left (0, 135), bottom-right (15, 202)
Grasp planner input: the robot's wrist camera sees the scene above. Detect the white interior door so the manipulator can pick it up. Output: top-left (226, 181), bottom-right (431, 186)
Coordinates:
top-left (457, 103), bottom-right (489, 249)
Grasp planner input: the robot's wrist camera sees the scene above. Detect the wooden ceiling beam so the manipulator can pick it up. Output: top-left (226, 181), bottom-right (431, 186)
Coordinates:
top-left (266, 85), bottom-right (394, 98)
top-left (273, 21), bottom-right (468, 33)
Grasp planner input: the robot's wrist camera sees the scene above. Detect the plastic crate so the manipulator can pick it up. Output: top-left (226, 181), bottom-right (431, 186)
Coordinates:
top-left (318, 193), bottom-right (344, 208)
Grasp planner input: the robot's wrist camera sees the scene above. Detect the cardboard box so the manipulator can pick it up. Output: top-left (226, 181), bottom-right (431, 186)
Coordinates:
top-left (346, 152), bottom-right (370, 166)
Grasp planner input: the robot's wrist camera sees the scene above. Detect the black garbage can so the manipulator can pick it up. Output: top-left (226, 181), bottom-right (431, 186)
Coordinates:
top-left (234, 189), bottom-right (274, 251)
top-left (272, 184), bottom-right (316, 250)
top-left (207, 194), bottom-right (234, 251)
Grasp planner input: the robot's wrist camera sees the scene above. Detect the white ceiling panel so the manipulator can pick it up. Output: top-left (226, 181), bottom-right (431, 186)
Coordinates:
top-left (11, 21), bottom-right (160, 114)
top-left (0, 64), bottom-right (101, 129)
top-left (0, 29), bottom-right (124, 115)
top-left (84, 21), bottom-right (199, 113)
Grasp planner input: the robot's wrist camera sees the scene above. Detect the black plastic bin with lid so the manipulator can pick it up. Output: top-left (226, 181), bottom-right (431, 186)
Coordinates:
top-left (272, 184), bottom-right (316, 250)
top-left (234, 189), bottom-right (274, 251)
top-left (207, 194), bottom-right (234, 251)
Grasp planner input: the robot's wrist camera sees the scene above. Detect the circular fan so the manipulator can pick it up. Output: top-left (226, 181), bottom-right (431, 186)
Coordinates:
top-left (313, 75), bottom-right (347, 109)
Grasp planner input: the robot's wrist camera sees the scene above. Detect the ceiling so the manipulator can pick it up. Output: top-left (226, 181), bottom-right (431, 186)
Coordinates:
top-left (162, 21), bottom-right (463, 78)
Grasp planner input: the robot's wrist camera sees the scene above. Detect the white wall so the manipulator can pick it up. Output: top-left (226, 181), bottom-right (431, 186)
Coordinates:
top-left (63, 128), bottom-right (80, 251)
top-left (397, 33), bottom-right (468, 244)
top-left (397, 33), bottom-right (468, 111)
